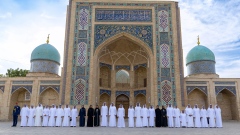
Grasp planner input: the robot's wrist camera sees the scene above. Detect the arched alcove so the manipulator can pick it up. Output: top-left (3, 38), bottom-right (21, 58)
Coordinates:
top-left (188, 88), bottom-right (208, 108)
top-left (217, 89), bottom-right (237, 120)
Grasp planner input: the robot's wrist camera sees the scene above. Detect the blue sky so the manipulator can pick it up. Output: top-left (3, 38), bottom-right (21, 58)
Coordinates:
top-left (0, 0), bottom-right (239, 78)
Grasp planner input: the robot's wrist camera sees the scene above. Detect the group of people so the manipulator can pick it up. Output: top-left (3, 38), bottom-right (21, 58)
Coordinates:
top-left (12, 102), bottom-right (223, 128)
top-left (165, 104), bottom-right (222, 128)
top-left (12, 103), bottom-right (100, 127)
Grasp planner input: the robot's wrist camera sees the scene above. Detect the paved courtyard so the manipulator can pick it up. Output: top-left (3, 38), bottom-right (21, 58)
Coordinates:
top-left (0, 121), bottom-right (240, 135)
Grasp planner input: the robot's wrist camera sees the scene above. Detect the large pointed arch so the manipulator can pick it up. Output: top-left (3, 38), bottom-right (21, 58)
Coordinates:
top-left (90, 31), bottom-right (154, 107)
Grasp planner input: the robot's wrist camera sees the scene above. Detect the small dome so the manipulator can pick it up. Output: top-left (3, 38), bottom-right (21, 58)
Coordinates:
top-left (186, 45), bottom-right (215, 65)
top-left (31, 43), bottom-right (60, 64)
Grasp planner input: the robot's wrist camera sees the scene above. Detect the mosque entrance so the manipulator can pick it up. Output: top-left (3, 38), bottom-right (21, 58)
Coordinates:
top-left (94, 33), bottom-right (153, 109)
top-left (116, 94), bottom-right (129, 118)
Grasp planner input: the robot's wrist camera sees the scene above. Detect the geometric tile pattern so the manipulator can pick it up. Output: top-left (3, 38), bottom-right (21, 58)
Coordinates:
top-left (77, 42), bottom-right (87, 66)
top-left (214, 82), bottom-right (235, 85)
top-left (161, 81), bottom-right (172, 104)
top-left (100, 62), bottom-right (112, 70)
top-left (39, 85), bottom-right (60, 94)
top-left (215, 86), bottom-right (236, 96)
top-left (30, 60), bottom-right (59, 75)
top-left (158, 10), bottom-right (169, 32)
top-left (79, 30), bottom-right (88, 38)
top-left (79, 8), bottom-right (89, 30)
top-left (0, 86), bottom-right (4, 93)
top-left (187, 61), bottom-right (215, 75)
top-left (76, 66), bottom-right (85, 75)
top-left (94, 25), bottom-right (153, 49)
top-left (11, 85), bottom-right (32, 94)
top-left (100, 89), bottom-right (111, 96)
top-left (186, 81), bottom-right (207, 84)
top-left (134, 90), bottom-right (146, 97)
top-left (75, 79), bottom-right (86, 104)
top-left (156, 4), bottom-right (174, 106)
top-left (186, 86), bottom-right (208, 96)
top-left (71, 5), bottom-right (91, 105)
top-left (115, 65), bottom-right (130, 71)
top-left (134, 63), bottom-right (147, 70)
top-left (95, 9), bottom-right (152, 22)
top-left (160, 44), bottom-right (170, 68)
top-left (116, 91), bottom-right (130, 98)
top-left (12, 81), bottom-right (33, 84)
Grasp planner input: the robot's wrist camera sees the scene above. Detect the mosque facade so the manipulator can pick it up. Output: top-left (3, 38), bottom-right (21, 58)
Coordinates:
top-left (0, 0), bottom-right (240, 121)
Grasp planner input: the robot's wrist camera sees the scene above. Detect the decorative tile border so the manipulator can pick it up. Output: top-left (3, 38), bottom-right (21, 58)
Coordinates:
top-left (12, 81), bottom-right (33, 84)
top-left (134, 63), bottom-right (147, 70)
top-left (115, 65), bottom-right (130, 71)
top-left (100, 62), bottom-right (112, 70)
top-left (94, 25), bottom-right (153, 49)
top-left (100, 89), bottom-right (111, 96)
top-left (39, 85), bottom-right (60, 94)
top-left (95, 9), bottom-right (152, 22)
top-left (214, 82), bottom-right (235, 85)
top-left (116, 91), bottom-right (130, 97)
top-left (134, 90), bottom-right (146, 97)
top-left (11, 85), bottom-right (32, 94)
top-left (186, 86), bottom-right (208, 96)
top-left (215, 86), bottom-right (236, 96)
top-left (186, 81), bottom-right (207, 84)
top-left (40, 80), bottom-right (60, 84)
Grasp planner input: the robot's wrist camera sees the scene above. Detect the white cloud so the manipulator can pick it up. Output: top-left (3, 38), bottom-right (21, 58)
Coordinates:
top-left (0, 12), bottom-right (12, 19)
top-left (179, 0), bottom-right (240, 78)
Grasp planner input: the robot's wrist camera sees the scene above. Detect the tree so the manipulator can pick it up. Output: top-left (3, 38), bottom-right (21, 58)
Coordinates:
top-left (6, 68), bottom-right (29, 77)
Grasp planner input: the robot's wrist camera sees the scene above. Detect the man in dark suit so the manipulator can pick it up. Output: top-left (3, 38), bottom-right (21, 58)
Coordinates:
top-left (12, 103), bottom-right (20, 127)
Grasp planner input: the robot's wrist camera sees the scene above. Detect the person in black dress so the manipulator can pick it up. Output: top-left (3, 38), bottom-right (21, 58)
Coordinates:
top-left (160, 105), bottom-right (168, 127)
top-left (155, 105), bottom-right (161, 127)
top-left (79, 105), bottom-right (86, 127)
top-left (94, 105), bottom-right (101, 127)
top-left (87, 105), bottom-right (94, 127)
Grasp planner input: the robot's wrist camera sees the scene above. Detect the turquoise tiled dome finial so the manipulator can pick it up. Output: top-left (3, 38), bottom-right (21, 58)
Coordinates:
top-left (186, 45), bottom-right (215, 65)
top-left (30, 43), bottom-right (60, 64)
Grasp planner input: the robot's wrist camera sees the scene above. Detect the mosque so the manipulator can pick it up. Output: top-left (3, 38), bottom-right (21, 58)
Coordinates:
top-left (0, 0), bottom-right (240, 121)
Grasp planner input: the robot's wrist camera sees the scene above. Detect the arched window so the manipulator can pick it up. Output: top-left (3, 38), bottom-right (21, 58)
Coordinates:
top-left (116, 69), bottom-right (130, 88)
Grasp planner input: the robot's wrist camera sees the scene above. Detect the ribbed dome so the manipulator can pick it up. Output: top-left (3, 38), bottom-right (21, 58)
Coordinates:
top-left (31, 43), bottom-right (60, 64)
top-left (186, 45), bottom-right (215, 65)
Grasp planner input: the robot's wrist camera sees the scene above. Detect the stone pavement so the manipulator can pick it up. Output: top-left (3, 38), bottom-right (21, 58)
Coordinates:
top-left (0, 121), bottom-right (240, 135)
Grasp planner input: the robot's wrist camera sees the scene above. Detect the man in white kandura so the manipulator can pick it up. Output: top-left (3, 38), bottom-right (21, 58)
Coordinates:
top-left (109, 103), bottom-right (117, 127)
top-left (117, 104), bottom-right (125, 128)
top-left (42, 105), bottom-right (49, 127)
top-left (27, 105), bottom-right (35, 127)
top-left (167, 104), bottom-right (174, 128)
top-left (20, 104), bottom-right (29, 127)
top-left (34, 104), bottom-right (43, 127)
top-left (128, 105), bottom-right (134, 127)
top-left (70, 105), bottom-right (78, 127)
top-left (101, 102), bottom-right (108, 127)
top-left (207, 104), bottom-right (215, 128)
top-left (185, 104), bottom-right (194, 128)
top-left (141, 104), bottom-right (149, 127)
top-left (193, 104), bottom-right (201, 128)
top-left (148, 105), bottom-right (155, 127)
top-left (135, 103), bottom-right (142, 127)
top-left (215, 105), bottom-right (222, 128)
top-left (200, 106), bottom-right (208, 128)
top-left (173, 106), bottom-right (180, 128)
top-left (62, 105), bottom-right (71, 127)
top-left (180, 110), bottom-right (187, 128)
top-left (55, 105), bottom-right (64, 127)
top-left (48, 104), bottom-right (56, 127)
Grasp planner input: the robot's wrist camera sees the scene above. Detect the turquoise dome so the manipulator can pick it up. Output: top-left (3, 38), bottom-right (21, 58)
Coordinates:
top-left (31, 43), bottom-right (60, 64)
top-left (186, 45), bottom-right (215, 65)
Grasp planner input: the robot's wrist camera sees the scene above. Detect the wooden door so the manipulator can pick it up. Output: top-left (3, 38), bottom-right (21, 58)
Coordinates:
top-left (116, 94), bottom-right (129, 118)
